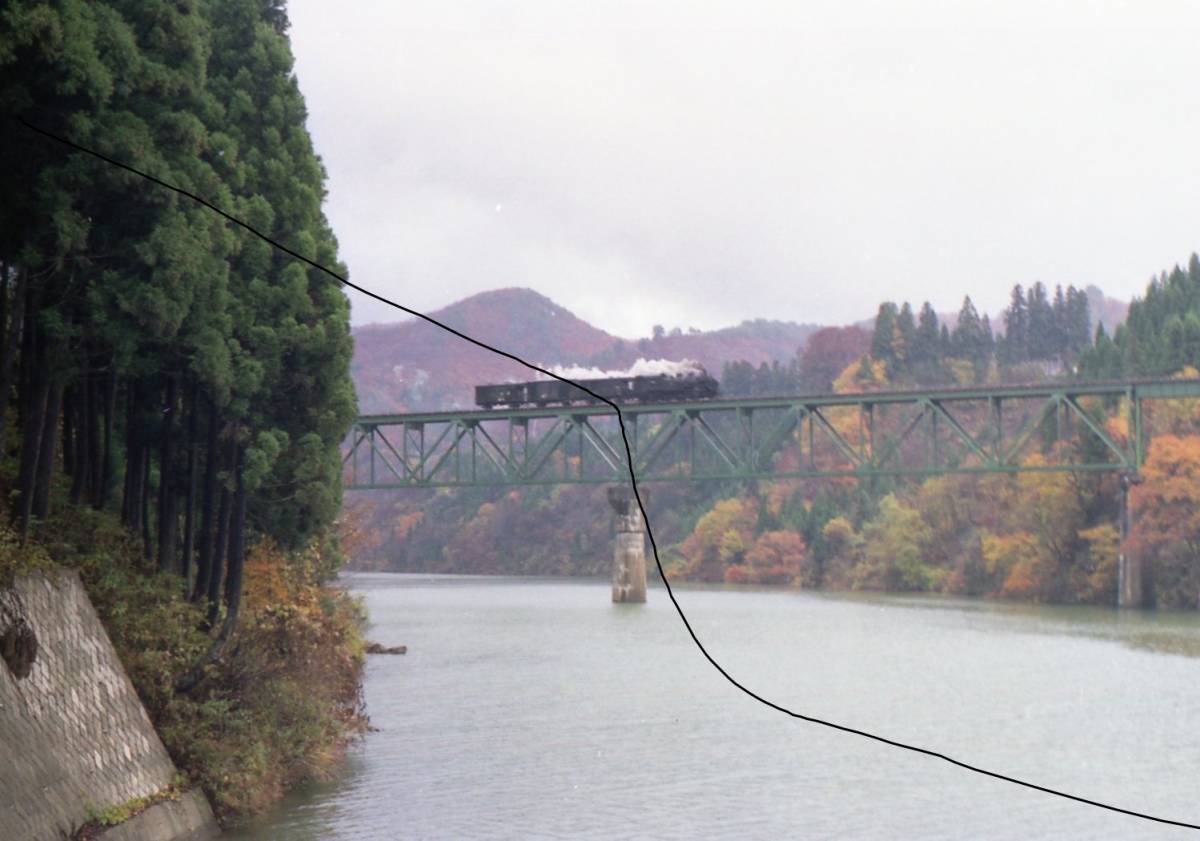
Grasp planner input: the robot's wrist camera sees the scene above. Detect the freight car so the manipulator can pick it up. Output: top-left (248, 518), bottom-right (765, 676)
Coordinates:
top-left (475, 370), bottom-right (719, 409)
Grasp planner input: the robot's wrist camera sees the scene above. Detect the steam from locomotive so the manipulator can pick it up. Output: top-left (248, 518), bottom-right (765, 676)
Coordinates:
top-left (474, 358), bottom-right (720, 408)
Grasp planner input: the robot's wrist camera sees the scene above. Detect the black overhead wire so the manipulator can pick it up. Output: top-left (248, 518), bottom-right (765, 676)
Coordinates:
top-left (17, 115), bottom-right (1199, 833)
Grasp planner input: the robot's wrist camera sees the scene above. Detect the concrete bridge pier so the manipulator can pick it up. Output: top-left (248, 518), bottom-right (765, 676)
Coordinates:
top-left (1118, 473), bottom-right (1145, 608)
top-left (607, 486), bottom-right (647, 603)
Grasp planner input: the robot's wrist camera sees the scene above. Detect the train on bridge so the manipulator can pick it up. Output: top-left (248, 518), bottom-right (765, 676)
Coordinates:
top-left (475, 363), bottom-right (719, 409)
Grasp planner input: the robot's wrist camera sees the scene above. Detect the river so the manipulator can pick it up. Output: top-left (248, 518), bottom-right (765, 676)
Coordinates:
top-left (226, 574), bottom-right (1200, 840)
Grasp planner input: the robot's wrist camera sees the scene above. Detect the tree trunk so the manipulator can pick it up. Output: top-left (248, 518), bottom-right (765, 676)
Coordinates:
top-left (32, 380), bottom-right (62, 521)
top-left (193, 402), bottom-right (220, 602)
top-left (69, 379), bottom-right (90, 504)
top-left (86, 374), bottom-right (100, 502)
top-left (13, 316), bottom-right (47, 538)
top-left (0, 271), bottom-right (26, 456)
top-left (121, 381), bottom-right (138, 527)
top-left (15, 282), bottom-right (35, 441)
top-left (123, 441), bottom-right (142, 529)
top-left (97, 363), bottom-right (116, 509)
top-left (157, 375), bottom-right (178, 573)
top-left (175, 446), bottom-right (246, 694)
top-left (181, 378), bottom-right (199, 591)
top-left (0, 263), bottom-right (8, 383)
top-left (221, 444), bottom-right (247, 637)
top-left (206, 481), bottom-right (232, 628)
top-left (62, 385), bottom-right (75, 477)
top-left (140, 444), bottom-right (152, 563)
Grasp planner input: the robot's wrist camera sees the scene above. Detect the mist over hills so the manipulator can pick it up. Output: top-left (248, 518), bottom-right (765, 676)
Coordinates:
top-left (351, 286), bottom-right (1129, 414)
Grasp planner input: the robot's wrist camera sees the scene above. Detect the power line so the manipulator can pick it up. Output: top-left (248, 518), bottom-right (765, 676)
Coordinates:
top-left (18, 115), bottom-right (1198, 832)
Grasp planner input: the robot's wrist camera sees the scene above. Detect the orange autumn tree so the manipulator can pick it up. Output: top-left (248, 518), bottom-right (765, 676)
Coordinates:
top-left (726, 530), bottom-right (808, 585)
top-left (679, 497), bottom-right (758, 581)
top-left (1130, 434), bottom-right (1200, 608)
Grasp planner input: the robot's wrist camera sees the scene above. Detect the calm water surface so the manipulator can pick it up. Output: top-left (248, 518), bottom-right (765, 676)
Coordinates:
top-left (227, 574), bottom-right (1200, 840)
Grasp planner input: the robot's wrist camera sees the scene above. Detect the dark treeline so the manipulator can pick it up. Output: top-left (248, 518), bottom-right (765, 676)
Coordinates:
top-left (0, 0), bottom-right (356, 637)
top-left (868, 283), bottom-right (1091, 386)
top-left (722, 283), bottom-right (1094, 396)
top-left (720, 358), bottom-right (802, 397)
top-left (1083, 256), bottom-right (1200, 378)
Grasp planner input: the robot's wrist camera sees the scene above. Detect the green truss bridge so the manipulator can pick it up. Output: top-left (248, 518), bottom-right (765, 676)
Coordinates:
top-left (345, 377), bottom-right (1200, 490)
top-left (345, 377), bottom-right (1200, 607)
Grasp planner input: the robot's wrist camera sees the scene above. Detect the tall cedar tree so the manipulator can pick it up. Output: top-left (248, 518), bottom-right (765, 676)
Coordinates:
top-left (0, 1), bottom-right (356, 642)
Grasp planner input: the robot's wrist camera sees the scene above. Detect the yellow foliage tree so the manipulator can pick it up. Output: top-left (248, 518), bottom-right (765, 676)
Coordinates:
top-left (1077, 523), bottom-right (1119, 604)
top-left (820, 357), bottom-right (890, 462)
top-left (980, 530), bottom-right (1042, 598)
top-left (832, 356), bottom-right (888, 394)
top-left (943, 357), bottom-right (976, 386)
top-left (718, 529), bottom-right (747, 563)
top-left (859, 494), bottom-right (941, 591)
top-left (820, 515), bottom-right (863, 587)
top-left (680, 497), bottom-right (758, 581)
top-left (1144, 366), bottom-right (1200, 436)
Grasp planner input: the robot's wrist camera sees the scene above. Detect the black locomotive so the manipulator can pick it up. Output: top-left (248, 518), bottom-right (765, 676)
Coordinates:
top-left (475, 370), bottom-right (719, 409)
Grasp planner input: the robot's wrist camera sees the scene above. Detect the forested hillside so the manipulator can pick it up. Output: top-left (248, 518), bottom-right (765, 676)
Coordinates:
top-left (688, 268), bottom-right (1200, 608)
top-left (1, 0), bottom-right (364, 821)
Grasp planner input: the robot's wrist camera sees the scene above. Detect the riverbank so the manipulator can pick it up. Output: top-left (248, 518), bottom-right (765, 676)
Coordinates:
top-left (1, 502), bottom-right (368, 831)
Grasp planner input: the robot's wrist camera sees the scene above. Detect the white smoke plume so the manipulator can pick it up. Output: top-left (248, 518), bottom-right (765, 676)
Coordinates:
top-left (539, 358), bottom-right (707, 380)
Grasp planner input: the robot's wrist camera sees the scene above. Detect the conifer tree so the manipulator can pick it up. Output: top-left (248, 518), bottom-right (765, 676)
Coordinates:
top-left (871, 302), bottom-right (899, 375)
top-left (1001, 285), bottom-right (1027, 365)
top-left (894, 302), bottom-right (916, 380)
top-left (951, 297), bottom-right (990, 382)
top-left (1026, 282), bottom-right (1055, 361)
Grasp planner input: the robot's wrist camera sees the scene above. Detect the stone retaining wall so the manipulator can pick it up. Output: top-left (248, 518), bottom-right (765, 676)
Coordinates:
top-left (0, 570), bottom-right (218, 841)
top-left (96, 790), bottom-right (216, 841)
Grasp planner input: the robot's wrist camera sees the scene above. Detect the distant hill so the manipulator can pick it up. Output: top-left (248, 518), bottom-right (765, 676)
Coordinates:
top-left (352, 288), bottom-right (614, 413)
top-left (351, 288), bottom-right (821, 413)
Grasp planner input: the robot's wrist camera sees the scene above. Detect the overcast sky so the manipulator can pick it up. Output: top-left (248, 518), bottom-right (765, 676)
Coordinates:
top-left (288, 0), bottom-right (1200, 337)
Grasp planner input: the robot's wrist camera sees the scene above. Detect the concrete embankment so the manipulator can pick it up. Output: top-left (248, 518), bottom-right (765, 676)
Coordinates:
top-left (0, 570), bottom-right (219, 841)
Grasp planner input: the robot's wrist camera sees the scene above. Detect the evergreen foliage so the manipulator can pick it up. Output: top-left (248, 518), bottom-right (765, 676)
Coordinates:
top-left (0, 0), bottom-right (356, 640)
top-left (853, 281), bottom-right (1093, 387)
top-left (1080, 255), bottom-right (1200, 378)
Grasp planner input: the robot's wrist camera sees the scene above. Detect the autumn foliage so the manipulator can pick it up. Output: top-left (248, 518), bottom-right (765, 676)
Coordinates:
top-left (1129, 434), bottom-right (1200, 607)
top-left (160, 535), bottom-right (367, 819)
top-left (348, 258), bottom-right (1200, 611)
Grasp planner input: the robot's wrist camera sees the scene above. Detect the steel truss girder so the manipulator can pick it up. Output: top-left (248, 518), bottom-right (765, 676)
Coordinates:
top-left (343, 379), bottom-right (1200, 489)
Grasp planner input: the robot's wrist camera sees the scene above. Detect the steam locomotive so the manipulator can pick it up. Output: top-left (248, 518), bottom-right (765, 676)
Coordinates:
top-left (475, 369), bottom-right (720, 409)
